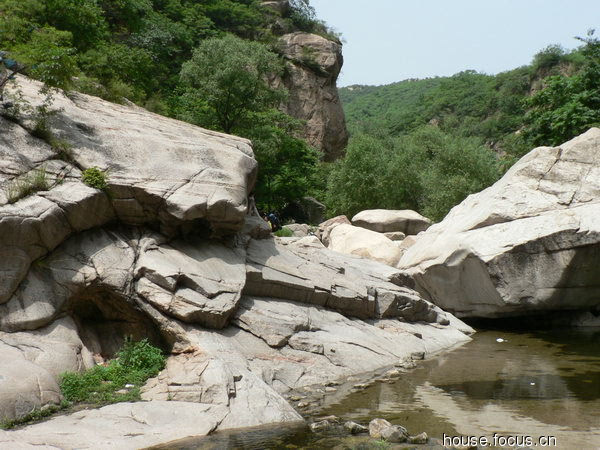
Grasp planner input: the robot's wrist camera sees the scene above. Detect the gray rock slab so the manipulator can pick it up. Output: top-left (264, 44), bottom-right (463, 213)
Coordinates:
top-left (400, 128), bottom-right (600, 318)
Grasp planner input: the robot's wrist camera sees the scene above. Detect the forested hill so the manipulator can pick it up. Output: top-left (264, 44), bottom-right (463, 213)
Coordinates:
top-left (339, 47), bottom-right (583, 154)
top-left (326, 38), bottom-right (600, 221)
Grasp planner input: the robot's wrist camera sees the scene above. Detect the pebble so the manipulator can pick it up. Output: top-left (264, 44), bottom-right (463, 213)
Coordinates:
top-left (344, 420), bottom-right (368, 434)
top-left (289, 395), bottom-right (304, 401)
top-left (309, 420), bottom-right (331, 432)
top-left (325, 386), bottom-right (337, 392)
top-left (408, 431), bottom-right (428, 444)
top-left (297, 401), bottom-right (310, 408)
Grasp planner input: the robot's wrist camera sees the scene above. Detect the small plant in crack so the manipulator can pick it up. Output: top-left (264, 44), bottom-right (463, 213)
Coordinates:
top-left (5, 166), bottom-right (50, 204)
top-left (81, 167), bottom-right (108, 190)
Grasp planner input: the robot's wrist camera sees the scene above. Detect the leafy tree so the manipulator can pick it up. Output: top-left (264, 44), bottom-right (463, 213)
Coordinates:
top-left (325, 127), bottom-right (499, 221)
top-left (179, 34), bottom-right (285, 133)
top-left (244, 110), bottom-right (321, 211)
top-left (10, 27), bottom-right (77, 90)
top-left (177, 34), bottom-right (319, 210)
top-left (42, 0), bottom-right (108, 51)
top-left (524, 30), bottom-right (600, 146)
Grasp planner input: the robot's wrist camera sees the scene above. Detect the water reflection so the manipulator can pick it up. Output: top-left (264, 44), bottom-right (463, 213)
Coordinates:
top-left (322, 330), bottom-right (600, 448)
top-left (158, 329), bottom-right (600, 449)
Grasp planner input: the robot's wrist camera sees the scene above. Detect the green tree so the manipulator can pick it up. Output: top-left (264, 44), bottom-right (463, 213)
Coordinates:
top-left (325, 127), bottom-right (499, 221)
top-left (245, 110), bottom-right (320, 211)
top-left (179, 34), bottom-right (285, 133)
top-left (524, 30), bottom-right (600, 146)
top-left (177, 34), bottom-right (319, 211)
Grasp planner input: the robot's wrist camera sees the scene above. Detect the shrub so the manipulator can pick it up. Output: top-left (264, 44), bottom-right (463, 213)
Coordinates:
top-left (274, 226), bottom-right (293, 237)
top-left (81, 167), bottom-right (107, 190)
top-left (60, 338), bottom-right (165, 405)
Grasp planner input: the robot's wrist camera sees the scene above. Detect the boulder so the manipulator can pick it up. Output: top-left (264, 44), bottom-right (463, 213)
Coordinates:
top-left (317, 214), bottom-right (351, 246)
top-left (0, 317), bottom-right (94, 422)
top-left (327, 223), bottom-right (404, 267)
top-left (380, 425), bottom-right (409, 443)
top-left (352, 209), bottom-right (432, 235)
top-left (285, 223), bottom-right (311, 237)
top-left (369, 418), bottom-right (393, 438)
top-left (400, 128), bottom-right (600, 318)
top-left (5, 76), bottom-right (257, 235)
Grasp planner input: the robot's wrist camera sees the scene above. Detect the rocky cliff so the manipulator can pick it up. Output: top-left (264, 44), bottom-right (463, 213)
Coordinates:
top-left (0, 77), bottom-right (470, 448)
top-left (400, 128), bottom-right (600, 321)
top-left (264, 2), bottom-right (349, 161)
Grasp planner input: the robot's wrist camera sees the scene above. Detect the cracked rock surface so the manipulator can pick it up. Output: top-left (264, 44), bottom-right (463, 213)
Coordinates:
top-left (400, 128), bottom-right (600, 318)
top-left (0, 78), bottom-right (473, 448)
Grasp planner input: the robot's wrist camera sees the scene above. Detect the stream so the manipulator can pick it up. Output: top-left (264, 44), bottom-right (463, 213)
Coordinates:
top-left (159, 328), bottom-right (600, 449)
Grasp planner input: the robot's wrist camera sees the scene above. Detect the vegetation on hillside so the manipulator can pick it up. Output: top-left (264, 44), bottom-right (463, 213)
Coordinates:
top-left (334, 31), bottom-right (600, 221)
top-left (0, 0), bottom-right (327, 212)
top-left (2, 0), bottom-right (598, 223)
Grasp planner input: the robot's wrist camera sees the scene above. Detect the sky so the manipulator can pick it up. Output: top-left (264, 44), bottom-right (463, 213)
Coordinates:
top-left (310, 0), bottom-right (600, 87)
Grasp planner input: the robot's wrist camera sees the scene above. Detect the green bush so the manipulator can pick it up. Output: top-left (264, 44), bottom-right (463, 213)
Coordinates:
top-left (274, 226), bottom-right (293, 237)
top-left (60, 338), bottom-right (165, 405)
top-left (81, 167), bottom-right (107, 190)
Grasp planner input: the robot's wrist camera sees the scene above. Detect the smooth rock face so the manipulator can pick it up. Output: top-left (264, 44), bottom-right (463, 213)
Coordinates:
top-left (0, 318), bottom-right (93, 422)
top-left (327, 223), bottom-right (404, 267)
top-left (400, 128), bottom-right (600, 318)
top-left (275, 32), bottom-right (348, 161)
top-left (5, 76), bottom-right (257, 235)
top-left (0, 401), bottom-right (230, 450)
top-left (352, 209), bottom-right (432, 235)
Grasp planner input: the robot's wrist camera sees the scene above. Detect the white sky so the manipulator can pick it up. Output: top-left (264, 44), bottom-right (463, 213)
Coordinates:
top-left (310, 0), bottom-right (600, 86)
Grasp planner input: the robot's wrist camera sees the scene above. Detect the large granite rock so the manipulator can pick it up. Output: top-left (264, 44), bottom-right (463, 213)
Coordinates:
top-left (327, 223), bottom-right (404, 267)
top-left (274, 32), bottom-right (348, 161)
top-left (0, 401), bottom-right (230, 449)
top-left (0, 317), bottom-right (94, 422)
top-left (244, 237), bottom-right (444, 323)
top-left (400, 128), bottom-right (600, 318)
top-left (352, 209), bottom-right (432, 235)
top-left (4, 76), bottom-right (257, 236)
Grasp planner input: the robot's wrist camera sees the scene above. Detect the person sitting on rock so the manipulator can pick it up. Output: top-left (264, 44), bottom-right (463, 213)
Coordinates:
top-left (0, 51), bottom-right (23, 106)
top-left (267, 211), bottom-right (282, 232)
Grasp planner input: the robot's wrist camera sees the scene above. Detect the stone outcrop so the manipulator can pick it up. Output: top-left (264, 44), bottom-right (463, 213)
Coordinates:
top-left (327, 223), bottom-right (404, 267)
top-left (274, 32), bottom-right (348, 161)
top-left (2, 76), bottom-right (257, 236)
top-left (400, 128), bottom-right (600, 319)
top-left (0, 77), bottom-right (473, 447)
top-left (352, 209), bottom-right (432, 235)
